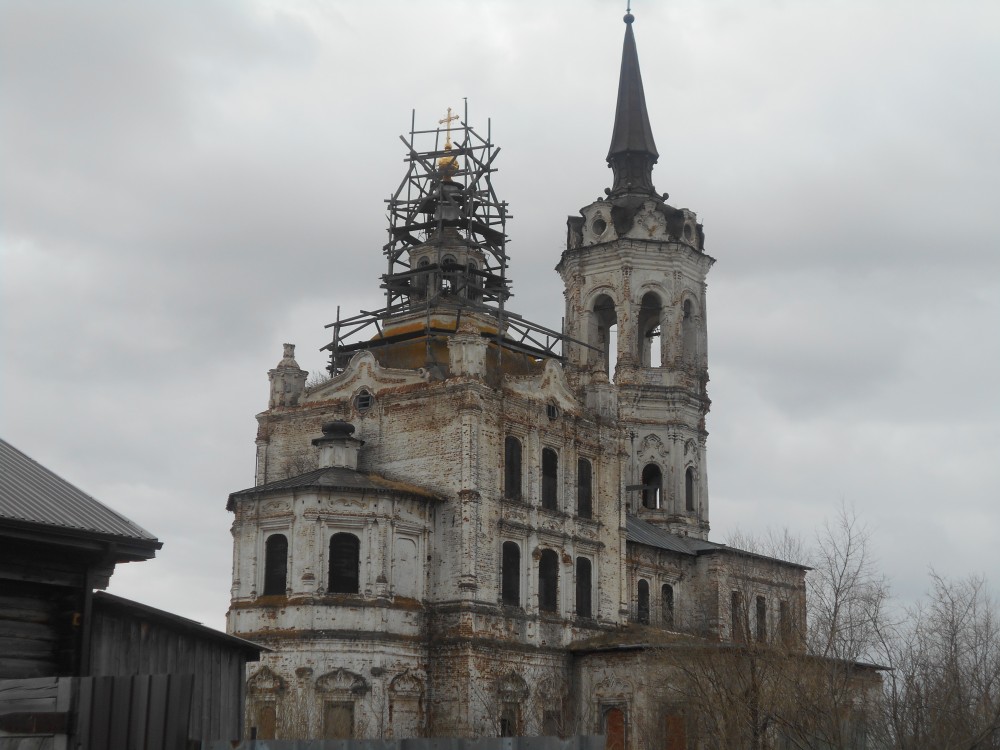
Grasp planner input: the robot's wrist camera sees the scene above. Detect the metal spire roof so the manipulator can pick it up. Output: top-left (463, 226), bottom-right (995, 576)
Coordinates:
top-left (606, 11), bottom-right (659, 196)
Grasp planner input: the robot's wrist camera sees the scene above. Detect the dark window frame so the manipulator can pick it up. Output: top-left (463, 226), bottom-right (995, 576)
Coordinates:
top-left (504, 436), bottom-right (522, 501)
top-left (538, 549), bottom-right (559, 613)
top-left (575, 557), bottom-right (593, 619)
top-left (577, 457), bottom-right (593, 519)
top-left (329, 532), bottom-right (361, 594)
top-left (541, 448), bottom-right (559, 511)
top-left (262, 534), bottom-right (288, 596)
top-left (662, 583), bottom-right (674, 630)
top-left (501, 541), bottom-right (521, 607)
top-left (637, 579), bottom-right (650, 624)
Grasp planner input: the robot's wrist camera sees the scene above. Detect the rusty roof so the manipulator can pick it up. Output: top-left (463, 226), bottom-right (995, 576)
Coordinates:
top-left (0, 437), bottom-right (161, 550)
top-left (625, 514), bottom-right (722, 555)
top-left (227, 465), bottom-right (442, 510)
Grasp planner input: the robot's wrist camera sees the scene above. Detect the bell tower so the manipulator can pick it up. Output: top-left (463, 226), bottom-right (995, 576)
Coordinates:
top-left (557, 11), bottom-right (715, 539)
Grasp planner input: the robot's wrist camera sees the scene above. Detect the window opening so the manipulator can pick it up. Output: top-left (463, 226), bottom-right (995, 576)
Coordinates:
top-left (637, 579), bottom-right (650, 624)
top-left (329, 532), bottom-right (360, 594)
top-left (662, 583), bottom-right (674, 629)
top-left (604, 706), bottom-right (626, 750)
top-left (501, 542), bottom-right (521, 606)
top-left (639, 292), bottom-right (663, 368)
top-left (538, 549), bottom-right (559, 613)
top-left (541, 448), bottom-right (559, 511)
top-left (780, 600), bottom-right (792, 643)
top-left (732, 591), bottom-right (746, 642)
top-left (756, 595), bottom-right (767, 642)
top-left (504, 436), bottom-right (522, 500)
top-left (263, 534), bottom-right (287, 595)
top-left (685, 467), bottom-right (695, 512)
top-left (500, 704), bottom-right (520, 737)
top-left (577, 458), bottom-right (593, 519)
top-left (591, 294), bottom-right (618, 380)
top-left (441, 254), bottom-right (457, 294)
top-left (323, 702), bottom-right (354, 739)
top-left (576, 557), bottom-right (592, 619)
top-left (354, 389), bottom-right (374, 413)
top-left (546, 402), bottom-right (559, 420)
top-left (641, 464), bottom-right (662, 510)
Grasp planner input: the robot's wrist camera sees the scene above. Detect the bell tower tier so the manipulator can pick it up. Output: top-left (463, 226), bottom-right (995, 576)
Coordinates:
top-left (557, 12), bottom-right (715, 539)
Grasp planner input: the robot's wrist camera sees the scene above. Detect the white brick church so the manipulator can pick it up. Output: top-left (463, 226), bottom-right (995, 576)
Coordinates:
top-left (226, 12), bottom-right (810, 747)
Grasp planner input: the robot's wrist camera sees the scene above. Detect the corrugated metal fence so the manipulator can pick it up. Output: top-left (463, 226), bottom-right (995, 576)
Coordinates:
top-left (203, 738), bottom-right (604, 750)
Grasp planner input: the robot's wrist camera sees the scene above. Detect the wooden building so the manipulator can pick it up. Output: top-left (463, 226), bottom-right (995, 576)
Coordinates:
top-left (0, 437), bottom-right (263, 747)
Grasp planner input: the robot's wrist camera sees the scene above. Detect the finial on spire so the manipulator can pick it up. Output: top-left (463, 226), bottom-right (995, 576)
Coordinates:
top-left (607, 6), bottom-right (658, 197)
top-left (625, 1), bottom-right (633, 24)
top-left (437, 106), bottom-right (460, 179)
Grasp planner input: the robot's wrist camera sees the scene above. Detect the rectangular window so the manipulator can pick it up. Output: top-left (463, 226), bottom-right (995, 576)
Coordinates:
top-left (323, 702), bottom-right (354, 739)
top-left (577, 458), bottom-right (593, 518)
top-left (504, 436), bottom-right (522, 500)
top-left (780, 600), bottom-right (792, 643)
top-left (501, 542), bottom-right (521, 607)
top-left (575, 557), bottom-right (592, 619)
top-left (756, 595), bottom-right (767, 642)
top-left (732, 591), bottom-right (745, 642)
top-left (541, 448), bottom-right (559, 510)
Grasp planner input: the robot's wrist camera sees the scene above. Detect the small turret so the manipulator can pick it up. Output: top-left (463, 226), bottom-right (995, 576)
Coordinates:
top-left (312, 421), bottom-right (364, 470)
top-left (267, 343), bottom-right (308, 409)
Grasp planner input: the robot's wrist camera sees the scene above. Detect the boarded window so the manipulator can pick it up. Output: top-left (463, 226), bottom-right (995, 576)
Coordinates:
top-left (732, 591), bottom-right (746, 642)
top-left (637, 579), bottom-right (650, 624)
top-left (664, 713), bottom-right (687, 750)
top-left (253, 704), bottom-right (276, 740)
top-left (504, 436), bottom-right (522, 500)
top-left (329, 533), bottom-right (360, 594)
top-left (685, 467), bottom-right (695, 511)
top-left (577, 458), bottom-right (593, 518)
top-left (541, 448), bottom-right (559, 510)
top-left (263, 534), bottom-right (287, 595)
top-left (538, 549), bottom-right (559, 613)
top-left (323, 701), bottom-right (354, 739)
top-left (756, 595), bottom-right (767, 642)
top-left (576, 557), bottom-right (592, 619)
top-left (501, 542), bottom-right (521, 606)
top-left (605, 707), bottom-right (626, 750)
top-left (662, 583), bottom-right (674, 629)
top-left (641, 464), bottom-right (662, 510)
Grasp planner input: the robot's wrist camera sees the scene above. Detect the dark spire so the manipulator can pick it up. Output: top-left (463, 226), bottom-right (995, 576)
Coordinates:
top-left (607, 11), bottom-right (659, 196)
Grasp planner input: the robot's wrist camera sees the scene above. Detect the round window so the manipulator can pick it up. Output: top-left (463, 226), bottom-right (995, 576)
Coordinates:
top-left (592, 218), bottom-right (607, 236)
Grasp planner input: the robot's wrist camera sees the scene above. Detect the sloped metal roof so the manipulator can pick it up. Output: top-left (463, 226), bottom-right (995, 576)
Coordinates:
top-left (0, 437), bottom-right (160, 546)
top-left (227, 465), bottom-right (441, 510)
top-left (625, 514), bottom-right (724, 556)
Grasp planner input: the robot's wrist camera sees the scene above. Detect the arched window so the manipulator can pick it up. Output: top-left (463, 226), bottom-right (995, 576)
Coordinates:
top-left (685, 467), bottom-right (695, 512)
top-left (541, 448), bottom-right (559, 511)
top-left (638, 292), bottom-right (663, 368)
top-left (538, 549), bottom-right (559, 613)
top-left (501, 542), bottom-right (521, 606)
top-left (263, 534), bottom-right (288, 595)
top-left (504, 436), bottom-right (522, 501)
top-left (466, 259), bottom-right (481, 301)
top-left (637, 579), bottom-right (650, 624)
top-left (577, 458), bottom-right (593, 519)
top-left (329, 533), bottom-right (360, 594)
top-left (441, 255), bottom-right (457, 294)
top-left (590, 294), bottom-right (618, 379)
top-left (575, 557), bottom-right (592, 619)
top-left (642, 464), bottom-right (662, 510)
top-left (662, 584), bottom-right (674, 629)
top-left (415, 256), bottom-right (430, 298)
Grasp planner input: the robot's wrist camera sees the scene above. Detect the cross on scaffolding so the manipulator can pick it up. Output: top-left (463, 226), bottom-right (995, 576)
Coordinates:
top-left (438, 106), bottom-right (459, 148)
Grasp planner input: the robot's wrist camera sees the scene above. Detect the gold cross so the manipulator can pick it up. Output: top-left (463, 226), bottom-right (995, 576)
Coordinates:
top-left (439, 107), bottom-right (459, 148)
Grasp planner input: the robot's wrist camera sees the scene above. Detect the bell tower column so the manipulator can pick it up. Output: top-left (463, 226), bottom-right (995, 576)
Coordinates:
top-left (557, 11), bottom-right (715, 539)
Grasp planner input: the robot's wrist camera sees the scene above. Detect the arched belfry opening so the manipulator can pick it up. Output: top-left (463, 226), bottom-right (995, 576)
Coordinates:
top-left (641, 464), bottom-right (663, 510)
top-left (590, 294), bottom-right (618, 378)
top-left (639, 291), bottom-right (663, 368)
top-left (682, 298), bottom-right (698, 364)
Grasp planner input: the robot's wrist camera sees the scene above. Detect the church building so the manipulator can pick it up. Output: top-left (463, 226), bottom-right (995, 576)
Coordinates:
top-left (226, 12), bottom-right (811, 746)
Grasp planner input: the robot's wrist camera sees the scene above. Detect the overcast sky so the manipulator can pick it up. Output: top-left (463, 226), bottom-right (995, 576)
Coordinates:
top-left (3, 0), bottom-right (998, 632)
